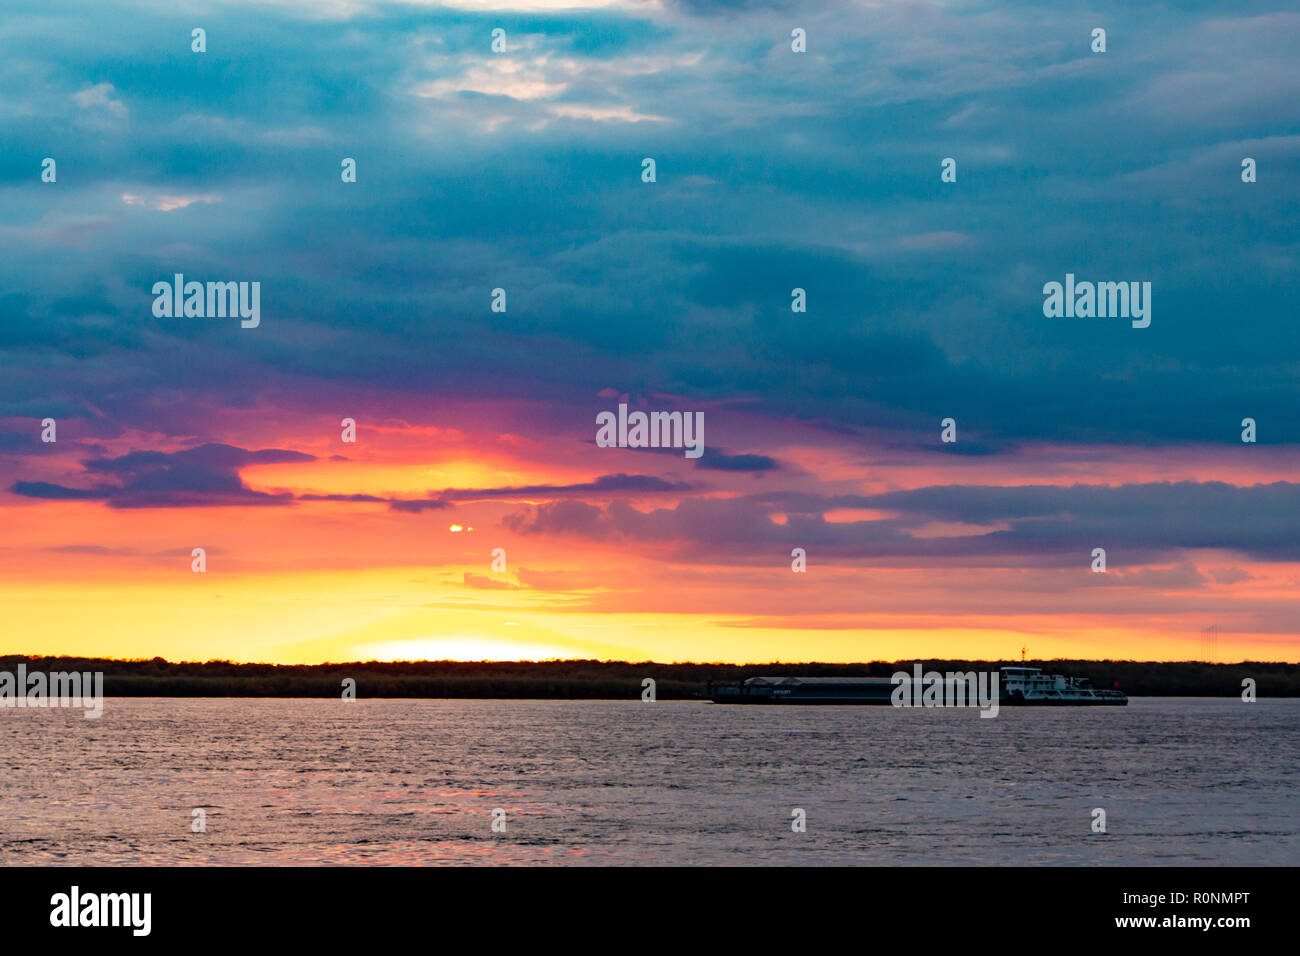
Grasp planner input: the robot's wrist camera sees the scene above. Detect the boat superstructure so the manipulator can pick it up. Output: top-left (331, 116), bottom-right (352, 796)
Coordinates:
top-left (999, 666), bottom-right (1127, 704)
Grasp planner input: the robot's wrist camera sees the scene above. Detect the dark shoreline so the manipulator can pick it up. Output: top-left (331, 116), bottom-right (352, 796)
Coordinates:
top-left (2, 655), bottom-right (1297, 698)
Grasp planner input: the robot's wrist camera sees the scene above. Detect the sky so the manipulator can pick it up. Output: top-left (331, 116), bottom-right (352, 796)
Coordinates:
top-left (1, 0), bottom-right (1298, 664)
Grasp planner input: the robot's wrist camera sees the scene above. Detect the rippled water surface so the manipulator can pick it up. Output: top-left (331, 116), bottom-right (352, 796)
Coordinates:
top-left (1, 697), bottom-right (1296, 865)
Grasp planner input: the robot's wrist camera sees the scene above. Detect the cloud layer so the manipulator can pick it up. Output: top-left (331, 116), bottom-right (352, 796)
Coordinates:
top-left (1, 0), bottom-right (1297, 662)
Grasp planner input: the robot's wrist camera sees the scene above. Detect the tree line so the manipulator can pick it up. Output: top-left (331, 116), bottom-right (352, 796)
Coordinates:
top-left (2, 655), bottom-right (1296, 698)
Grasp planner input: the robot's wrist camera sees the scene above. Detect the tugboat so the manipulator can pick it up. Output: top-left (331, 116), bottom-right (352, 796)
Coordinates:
top-left (999, 666), bottom-right (1127, 705)
top-left (706, 665), bottom-right (1126, 705)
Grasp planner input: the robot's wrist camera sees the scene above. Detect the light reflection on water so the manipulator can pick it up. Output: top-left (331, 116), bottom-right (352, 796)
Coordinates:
top-left (1, 697), bottom-right (1296, 865)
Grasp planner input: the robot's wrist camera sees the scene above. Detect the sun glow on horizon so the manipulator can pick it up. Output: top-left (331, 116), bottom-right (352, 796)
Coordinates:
top-left (359, 636), bottom-right (583, 662)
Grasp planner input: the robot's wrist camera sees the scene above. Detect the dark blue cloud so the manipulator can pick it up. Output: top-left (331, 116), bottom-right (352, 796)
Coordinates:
top-left (694, 448), bottom-right (779, 471)
top-left (442, 473), bottom-right (692, 499)
top-left (503, 481), bottom-right (1300, 563)
top-left (10, 443), bottom-right (310, 508)
top-left (0, 0), bottom-right (1296, 452)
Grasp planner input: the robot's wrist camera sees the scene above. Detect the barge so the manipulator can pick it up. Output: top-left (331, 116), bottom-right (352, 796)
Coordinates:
top-left (706, 666), bottom-right (1126, 706)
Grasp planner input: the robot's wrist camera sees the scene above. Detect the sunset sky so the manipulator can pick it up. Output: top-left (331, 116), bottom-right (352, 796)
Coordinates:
top-left (2, 0), bottom-right (1298, 664)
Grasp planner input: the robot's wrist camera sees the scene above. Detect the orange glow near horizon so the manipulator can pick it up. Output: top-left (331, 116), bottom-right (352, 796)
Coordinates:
top-left (3, 414), bottom-right (1298, 665)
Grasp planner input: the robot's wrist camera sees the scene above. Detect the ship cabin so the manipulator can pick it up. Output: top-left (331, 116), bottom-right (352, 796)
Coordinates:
top-left (999, 666), bottom-right (1123, 701)
top-left (999, 666), bottom-right (1073, 694)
